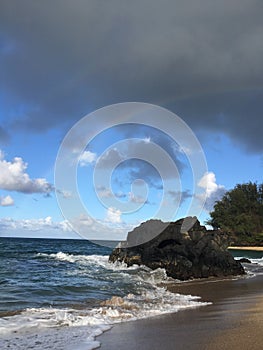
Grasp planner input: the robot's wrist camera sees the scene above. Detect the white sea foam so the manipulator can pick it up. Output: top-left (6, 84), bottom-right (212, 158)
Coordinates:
top-left (250, 258), bottom-right (263, 266)
top-left (37, 252), bottom-right (110, 266)
top-left (0, 287), bottom-right (209, 350)
top-left (1, 252), bottom-right (211, 349)
top-left (37, 252), bottom-right (144, 272)
top-left (234, 256), bottom-right (263, 278)
top-left (235, 256), bottom-right (263, 267)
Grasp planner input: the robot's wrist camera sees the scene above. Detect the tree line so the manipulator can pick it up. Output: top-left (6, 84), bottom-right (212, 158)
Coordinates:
top-left (207, 182), bottom-right (263, 245)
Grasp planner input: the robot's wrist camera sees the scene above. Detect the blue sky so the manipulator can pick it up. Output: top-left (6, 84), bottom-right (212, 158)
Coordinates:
top-left (0, 1), bottom-right (262, 240)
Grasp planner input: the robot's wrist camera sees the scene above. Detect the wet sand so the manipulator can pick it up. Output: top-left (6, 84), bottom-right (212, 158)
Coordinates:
top-left (98, 271), bottom-right (263, 349)
top-left (205, 298), bottom-right (263, 350)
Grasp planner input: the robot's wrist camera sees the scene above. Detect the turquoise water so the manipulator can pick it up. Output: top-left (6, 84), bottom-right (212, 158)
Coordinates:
top-left (229, 248), bottom-right (263, 260)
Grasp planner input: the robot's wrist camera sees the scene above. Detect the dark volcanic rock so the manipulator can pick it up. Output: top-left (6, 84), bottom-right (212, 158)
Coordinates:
top-left (109, 217), bottom-right (245, 280)
top-left (238, 258), bottom-right (252, 264)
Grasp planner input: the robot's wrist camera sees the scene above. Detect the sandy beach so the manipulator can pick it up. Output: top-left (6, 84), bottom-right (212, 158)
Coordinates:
top-left (205, 298), bottom-right (263, 350)
top-left (98, 270), bottom-right (263, 349)
top-left (229, 247), bottom-right (263, 251)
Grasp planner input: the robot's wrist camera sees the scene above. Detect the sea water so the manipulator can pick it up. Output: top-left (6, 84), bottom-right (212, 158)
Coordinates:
top-left (1, 239), bottom-right (262, 349)
top-left (230, 248), bottom-right (263, 276)
top-left (0, 237), bottom-right (211, 350)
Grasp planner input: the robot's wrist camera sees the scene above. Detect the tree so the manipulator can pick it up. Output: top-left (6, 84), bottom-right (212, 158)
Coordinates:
top-left (207, 182), bottom-right (263, 240)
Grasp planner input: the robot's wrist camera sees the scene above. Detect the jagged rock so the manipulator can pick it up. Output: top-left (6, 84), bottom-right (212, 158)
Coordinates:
top-left (238, 258), bottom-right (252, 264)
top-left (109, 217), bottom-right (245, 280)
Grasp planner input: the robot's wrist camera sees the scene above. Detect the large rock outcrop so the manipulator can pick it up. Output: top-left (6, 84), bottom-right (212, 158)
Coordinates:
top-left (109, 217), bottom-right (245, 280)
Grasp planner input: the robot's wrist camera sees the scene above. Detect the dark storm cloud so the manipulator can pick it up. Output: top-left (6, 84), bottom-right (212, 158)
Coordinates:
top-left (1, 0), bottom-right (263, 151)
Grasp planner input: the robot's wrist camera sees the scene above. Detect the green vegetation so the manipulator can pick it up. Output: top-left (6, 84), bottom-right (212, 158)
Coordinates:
top-left (207, 182), bottom-right (263, 246)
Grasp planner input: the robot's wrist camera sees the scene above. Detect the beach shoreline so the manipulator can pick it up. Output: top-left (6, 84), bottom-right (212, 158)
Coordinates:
top-left (98, 271), bottom-right (263, 349)
top-left (228, 246), bottom-right (263, 251)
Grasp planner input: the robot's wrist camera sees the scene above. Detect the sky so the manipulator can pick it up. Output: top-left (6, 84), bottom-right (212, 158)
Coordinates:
top-left (0, 0), bottom-right (262, 241)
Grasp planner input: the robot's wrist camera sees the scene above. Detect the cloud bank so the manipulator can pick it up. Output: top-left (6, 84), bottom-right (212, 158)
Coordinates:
top-left (1, 0), bottom-right (262, 152)
top-left (0, 216), bottom-right (79, 239)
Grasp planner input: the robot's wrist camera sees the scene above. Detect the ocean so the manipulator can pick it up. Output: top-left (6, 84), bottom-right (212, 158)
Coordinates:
top-left (0, 237), bottom-right (262, 350)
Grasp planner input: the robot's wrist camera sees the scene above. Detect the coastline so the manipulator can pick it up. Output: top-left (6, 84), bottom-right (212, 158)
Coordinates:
top-left (98, 272), bottom-right (263, 349)
top-left (228, 246), bottom-right (263, 251)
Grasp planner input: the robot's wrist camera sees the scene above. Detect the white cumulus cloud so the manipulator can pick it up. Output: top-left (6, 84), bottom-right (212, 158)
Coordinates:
top-left (79, 150), bottom-right (97, 166)
top-left (106, 207), bottom-right (122, 223)
top-left (0, 195), bottom-right (14, 206)
top-left (198, 172), bottom-right (226, 211)
top-left (0, 151), bottom-right (53, 194)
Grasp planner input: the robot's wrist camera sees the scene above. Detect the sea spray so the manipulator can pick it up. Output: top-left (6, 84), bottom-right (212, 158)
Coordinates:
top-left (0, 238), bottom-right (211, 350)
top-left (2, 239), bottom-right (262, 349)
